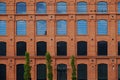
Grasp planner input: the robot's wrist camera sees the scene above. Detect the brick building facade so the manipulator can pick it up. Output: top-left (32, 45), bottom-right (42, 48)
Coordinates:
top-left (0, 0), bottom-right (120, 80)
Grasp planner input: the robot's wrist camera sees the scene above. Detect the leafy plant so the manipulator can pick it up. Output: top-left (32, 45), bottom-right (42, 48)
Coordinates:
top-left (71, 56), bottom-right (77, 80)
top-left (45, 52), bottom-right (53, 80)
top-left (24, 52), bottom-right (31, 80)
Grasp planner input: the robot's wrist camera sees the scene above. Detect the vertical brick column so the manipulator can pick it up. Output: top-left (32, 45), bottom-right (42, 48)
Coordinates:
top-left (7, 15), bottom-right (15, 57)
top-left (27, 15), bottom-right (35, 56)
top-left (68, 15), bottom-right (76, 56)
top-left (48, 15), bottom-right (55, 56)
top-left (8, 59), bottom-right (15, 80)
top-left (108, 58), bottom-right (117, 80)
top-left (88, 59), bottom-right (96, 80)
top-left (89, 15), bottom-right (96, 56)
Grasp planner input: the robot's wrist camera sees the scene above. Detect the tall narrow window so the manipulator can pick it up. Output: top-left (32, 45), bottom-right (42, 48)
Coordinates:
top-left (97, 41), bottom-right (107, 56)
top-left (17, 64), bottom-right (24, 80)
top-left (16, 2), bottom-right (26, 14)
top-left (77, 41), bottom-right (87, 56)
top-left (118, 20), bottom-right (120, 35)
top-left (37, 41), bottom-right (47, 56)
top-left (77, 2), bottom-right (87, 14)
top-left (118, 2), bottom-right (120, 13)
top-left (97, 20), bottom-right (108, 35)
top-left (118, 64), bottom-right (120, 80)
top-left (0, 42), bottom-right (6, 56)
top-left (77, 20), bottom-right (87, 35)
top-left (0, 21), bottom-right (6, 35)
top-left (57, 2), bottom-right (67, 14)
top-left (37, 64), bottom-right (46, 80)
top-left (0, 64), bottom-right (6, 80)
top-left (97, 2), bottom-right (107, 13)
top-left (118, 42), bottom-right (120, 55)
top-left (16, 21), bottom-right (26, 35)
top-left (57, 64), bottom-right (67, 80)
top-left (98, 64), bottom-right (108, 80)
top-left (16, 41), bottom-right (26, 56)
top-left (57, 20), bottom-right (67, 35)
top-left (57, 41), bottom-right (67, 56)
top-left (77, 64), bottom-right (87, 80)
top-left (36, 20), bottom-right (47, 35)
top-left (0, 2), bottom-right (6, 14)
top-left (36, 2), bottom-right (46, 14)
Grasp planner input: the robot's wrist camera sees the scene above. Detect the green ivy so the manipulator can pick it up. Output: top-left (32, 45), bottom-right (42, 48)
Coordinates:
top-left (24, 52), bottom-right (31, 80)
top-left (71, 56), bottom-right (77, 80)
top-left (46, 52), bottom-right (53, 80)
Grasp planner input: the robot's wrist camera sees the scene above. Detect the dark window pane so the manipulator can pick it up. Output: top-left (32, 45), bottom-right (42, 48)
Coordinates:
top-left (77, 20), bottom-right (87, 35)
top-left (57, 41), bottom-right (67, 56)
top-left (17, 42), bottom-right (26, 56)
top-left (118, 42), bottom-right (120, 55)
top-left (0, 42), bottom-right (6, 56)
top-left (77, 2), bottom-right (87, 14)
top-left (0, 64), bottom-right (6, 80)
top-left (36, 20), bottom-right (47, 35)
top-left (37, 41), bottom-right (47, 56)
top-left (97, 20), bottom-right (107, 35)
top-left (77, 64), bottom-right (87, 80)
top-left (36, 2), bottom-right (46, 14)
top-left (98, 64), bottom-right (108, 80)
top-left (97, 41), bottom-right (107, 56)
top-left (97, 2), bottom-right (107, 13)
top-left (57, 20), bottom-right (67, 35)
top-left (16, 2), bottom-right (26, 14)
top-left (17, 64), bottom-right (24, 80)
top-left (16, 21), bottom-right (26, 35)
top-left (118, 65), bottom-right (120, 80)
top-left (77, 41), bottom-right (87, 56)
top-left (0, 21), bottom-right (6, 35)
top-left (57, 64), bottom-right (67, 80)
top-left (37, 64), bottom-right (46, 80)
top-left (0, 2), bottom-right (6, 14)
top-left (57, 2), bottom-right (67, 14)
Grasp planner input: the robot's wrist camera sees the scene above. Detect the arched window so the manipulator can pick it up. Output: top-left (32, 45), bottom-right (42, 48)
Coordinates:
top-left (16, 64), bottom-right (24, 80)
top-left (97, 2), bottom-right (107, 13)
top-left (57, 41), bottom-right (67, 56)
top-left (118, 20), bottom-right (120, 35)
top-left (36, 20), bottom-right (47, 35)
top-left (98, 64), bottom-right (108, 80)
top-left (77, 20), bottom-right (87, 35)
top-left (57, 2), bottom-right (67, 14)
top-left (118, 42), bottom-right (120, 55)
top-left (118, 64), bottom-right (120, 80)
top-left (77, 64), bottom-right (87, 80)
top-left (57, 64), bottom-right (67, 80)
top-left (16, 41), bottom-right (26, 56)
top-left (57, 20), bottom-right (67, 35)
top-left (16, 20), bottom-right (26, 35)
top-left (36, 2), bottom-right (46, 14)
top-left (77, 2), bottom-right (87, 14)
top-left (97, 20), bottom-right (108, 35)
top-left (0, 64), bottom-right (6, 80)
top-left (0, 42), bottom-right (6, 56)
top-left (118, 2), bottom-right (120, 13)
top-left (77, 41), bottom-right (87, 56)
top-left (16, 2), bottom-right (26, 14)
top-left (97, 41), bottom-right (107, 56)
top-left (37, 41), bottom-right (47, 56)
top-left (37, 64), bottom-right (46, 80)
top-left (0, 21), bottom-right (6, 35)
top-left (0, 2), bottom-right (6, 14)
